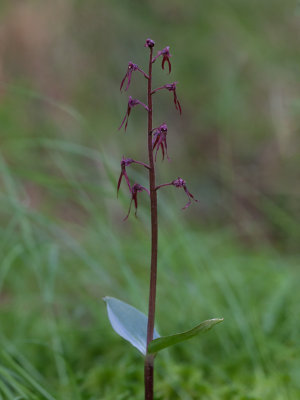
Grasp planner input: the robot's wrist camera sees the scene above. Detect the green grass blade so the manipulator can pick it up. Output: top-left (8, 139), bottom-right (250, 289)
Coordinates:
top-left (1, 352), bottom-right (56, 400)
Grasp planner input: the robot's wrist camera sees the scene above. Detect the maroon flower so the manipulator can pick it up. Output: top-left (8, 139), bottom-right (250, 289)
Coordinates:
top-left (119, 96), bottom-right (149, 131)
top-left (117, 157), bottom-right (134, 196)
top-left (120, 62), bottom-right (148, 92)
top-left (156, 177), bottom-right (198, 209)
top-left (117, 157), bottom-right (150, 195)
top-left (172, 177), bottom-right (198, 209)
top-left (152, 123), bottom-right (170, 161)
top-left (151, 82), bottom-right (182, 114)
top-left (144, 38), bottom-right (155, 48)
top-left (124, 183), bottom-right (150, 220)
top-left (164, 82), bottom-right (182, 114)
top-left (152, 46), bottom-right (172, 74)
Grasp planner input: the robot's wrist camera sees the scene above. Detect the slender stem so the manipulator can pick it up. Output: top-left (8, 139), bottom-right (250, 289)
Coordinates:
top-left (137, 68), bottom-right (150, 80)
top-left (144, 354), bottom-right (154, 400)
top-left (155, 182), bottom-right (173, 191)
top-left (144, 46), bottom-right (158, 400)
top-left (133, 160), bottom-right (150, 169)
top-left (151, 86), bottom-right (165, 95)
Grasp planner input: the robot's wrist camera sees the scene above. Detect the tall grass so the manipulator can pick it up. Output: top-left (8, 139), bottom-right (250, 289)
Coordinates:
top-left (0, 141), bottom-right (299, 399)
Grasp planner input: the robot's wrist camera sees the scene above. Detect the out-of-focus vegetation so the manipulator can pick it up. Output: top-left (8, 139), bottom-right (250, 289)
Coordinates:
top-left (0, 1), bottom-right (299, 399)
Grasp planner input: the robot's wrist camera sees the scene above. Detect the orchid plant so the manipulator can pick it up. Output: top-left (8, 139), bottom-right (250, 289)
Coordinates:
top-left (104, 38), bottom-right (223, 400)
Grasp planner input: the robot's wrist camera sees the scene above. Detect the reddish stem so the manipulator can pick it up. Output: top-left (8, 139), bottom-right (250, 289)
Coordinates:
top-left (155, 182), bottom-right (173, 191)
top-left (144, 46), bottom-right (158, 400)
top-left (144, 354), bottom-right (154, 400)
top-left (133, 160), bottom-right (150, 169)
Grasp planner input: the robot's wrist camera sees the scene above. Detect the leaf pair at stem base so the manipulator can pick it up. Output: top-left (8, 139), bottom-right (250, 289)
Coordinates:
top-left (104, 297), bottom-right (223, 356)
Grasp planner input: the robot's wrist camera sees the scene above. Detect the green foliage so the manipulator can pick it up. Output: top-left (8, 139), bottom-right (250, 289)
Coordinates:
top-left (148, 318), bottom-right (223, 354)
top-left (103, 296), bottom-right (160, 355)
top-left (0, 145), bottom-right (299, 398)
top-left (104, 297), bottom-right (223, 356)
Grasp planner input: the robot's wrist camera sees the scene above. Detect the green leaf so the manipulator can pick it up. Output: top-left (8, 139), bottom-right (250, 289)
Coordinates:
top-left (147, 318), bottom-right (224, 354)
top-left (103, 297), bottom-right (160, 355)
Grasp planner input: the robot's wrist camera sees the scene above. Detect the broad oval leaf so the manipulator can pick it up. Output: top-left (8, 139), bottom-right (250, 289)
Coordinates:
top-left (103, 297), bottom-right (160, 355)
top-left (147, 318), bottom-right (224, 354)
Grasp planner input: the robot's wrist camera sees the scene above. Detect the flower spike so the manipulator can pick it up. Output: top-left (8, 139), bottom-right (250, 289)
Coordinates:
top-left (124, 183), bottom-right (150, 220)
top-left (119, 96), bottom-right (149, 131)
top-left (152, 46), bottom-right (172, 74)
top-left (152, 123), bottom-right (170, 161)
top-left (111, 39), bottom-right (219, 399)
top-left (120, 62), bottom-right (149, 92)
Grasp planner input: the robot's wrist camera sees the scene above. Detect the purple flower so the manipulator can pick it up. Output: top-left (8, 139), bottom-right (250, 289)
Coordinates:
top-left (152, 82), bottom-right (182, 114)
top-left (124, 183), bottom-right (150, 220)
top-left (152, 46), bottom-right (172, 74)
top-left (172, 177), bottom-right (198, 209)
top-left (120, 62), bottom-right (148, 92)
top-left (119, 96), bottom-right (149, 131)
top-left (120, 62), bottom-right (138, 92)
top-left (152, 123), bottom-right (170, 161)
top-left (117, 157), bottom-right (134, 195)
top-left (164, 82), bottom-right (182, 114)
top-left (144, 38), bottom-right (155, 48)
top-left (156, 177), bottom-right (198, 209)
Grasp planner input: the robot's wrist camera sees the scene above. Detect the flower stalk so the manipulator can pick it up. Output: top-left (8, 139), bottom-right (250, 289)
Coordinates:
top-left (116, 38), bottom-right (198, 400)
top-left (144, 42), bottom-right (158, 400)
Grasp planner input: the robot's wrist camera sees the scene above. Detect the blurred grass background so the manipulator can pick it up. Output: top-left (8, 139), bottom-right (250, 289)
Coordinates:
top-left (0, 1), bottom-right (299, 399)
